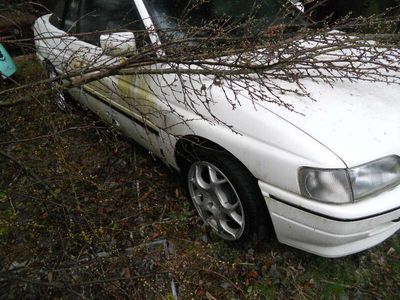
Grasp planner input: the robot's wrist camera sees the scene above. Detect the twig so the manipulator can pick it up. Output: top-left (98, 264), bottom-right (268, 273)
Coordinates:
top-left (195, 268), bottom-right (245, 296)
top-left (0, 125), bottom-right (107, 146)
top-left (0, 149), bottom-right (56, 197)
top-left (138, 187), bottom-right (155, 203)
top-left (0, 272), bottom-right (169, 288)
top-left (0, 274), bottom-right (87, 299)
top-left (0, 95), bottom-right (32, 106)
top-left (9, 197), bottom-right (16, 214)
top-left (320, 279), bottom-right (383, 298)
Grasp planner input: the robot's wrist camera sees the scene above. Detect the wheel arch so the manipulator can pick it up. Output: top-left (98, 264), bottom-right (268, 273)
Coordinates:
top-left (175, 135), bottom-right (249, 175)
top-left (175, 134), bottom-right (275, 242)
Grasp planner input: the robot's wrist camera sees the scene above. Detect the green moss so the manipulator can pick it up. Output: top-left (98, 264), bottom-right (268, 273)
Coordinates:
top-left (320, 281), bottom-right (346, 299)
top-left (8, 58), bottom-right (44, 87)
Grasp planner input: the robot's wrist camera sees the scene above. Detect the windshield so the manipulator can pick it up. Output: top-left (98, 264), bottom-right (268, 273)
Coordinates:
top-left (144, 0), bottom-right (399, 41)
top-left (308, 0), bottom-right (399, 21)
top-left (143, 0), bottom-right (306, 40)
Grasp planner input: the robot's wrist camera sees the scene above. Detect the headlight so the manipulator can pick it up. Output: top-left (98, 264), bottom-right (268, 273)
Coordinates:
top-left (298, 168), bottom-right (352, 204)
top-left (348, 156), bottom-right (400, 199)
top-left (299, 156), bottom-right (400, 204)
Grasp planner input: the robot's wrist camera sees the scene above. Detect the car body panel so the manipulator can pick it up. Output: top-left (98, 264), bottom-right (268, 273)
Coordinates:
top-left (261, 179), bottom-right (400, 257)
top-left (265, 194), bottom-right (400, 257)
top-left (34, 14), bottom-right (163, 156)
top-left (156, 87), bottom-right (347, 193)
top-left (258, 78), bottom-right (400, 167)
top-left (259, 180), bottom-right (400, 220)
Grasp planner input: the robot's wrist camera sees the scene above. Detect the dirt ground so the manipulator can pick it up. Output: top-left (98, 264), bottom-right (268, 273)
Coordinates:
top-left (0, 57), bottom-right (399, 299)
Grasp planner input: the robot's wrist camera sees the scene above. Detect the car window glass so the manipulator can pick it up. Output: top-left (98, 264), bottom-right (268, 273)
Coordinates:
top-left (143, 0), bottom-right (308, 43)
top-left (49, 0), bottom-right (67, 28)
top-left (79, 0), bottom-right (148, 46)
top-left (63, 0), bottom-right (80, 33)
top-left (309, 0), bottom-right (400, 21)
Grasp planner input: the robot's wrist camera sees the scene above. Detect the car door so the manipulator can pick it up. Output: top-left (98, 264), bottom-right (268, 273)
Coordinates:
top-left (35, 0), bottom-right (117, 127)
top-left (76, 0), bottom-right (163, 156)
top-left (38, 0), bottom-right (164, 156)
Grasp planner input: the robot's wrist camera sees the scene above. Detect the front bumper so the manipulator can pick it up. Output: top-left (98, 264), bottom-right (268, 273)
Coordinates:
top-left (259, 181), bottom-right (400, 258)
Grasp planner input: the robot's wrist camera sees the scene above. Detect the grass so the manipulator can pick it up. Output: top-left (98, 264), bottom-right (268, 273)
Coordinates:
top-left (0, 57), bottom-right (399, 299)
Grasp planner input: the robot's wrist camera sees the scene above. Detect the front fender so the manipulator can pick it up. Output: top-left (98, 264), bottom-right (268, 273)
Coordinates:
top-left (162, 102), bottom-right (346, 195)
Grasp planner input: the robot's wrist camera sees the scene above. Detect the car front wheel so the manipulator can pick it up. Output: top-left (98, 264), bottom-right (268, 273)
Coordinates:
top-left (186, 149), bottom-right (271, 246)
top-left (46, 63), bottom-right (74, 112)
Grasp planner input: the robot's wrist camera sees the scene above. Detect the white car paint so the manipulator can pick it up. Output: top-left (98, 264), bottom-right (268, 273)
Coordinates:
top-left (259, 79), bottom-right (400, 167)
top-left (33, 0), bottom-right (400, 257)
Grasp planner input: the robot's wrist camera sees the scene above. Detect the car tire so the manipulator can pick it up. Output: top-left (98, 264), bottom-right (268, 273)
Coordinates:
top-left (185, 146), bottom-right (272, 247)
top-left (45, 62), bottom-right (77, 112)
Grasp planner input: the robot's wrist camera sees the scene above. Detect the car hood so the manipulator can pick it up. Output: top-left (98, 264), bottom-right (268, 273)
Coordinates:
top-left (196, 34), bottom-right (400, 168)
top-left (259, 78), bottom-right (400, 167)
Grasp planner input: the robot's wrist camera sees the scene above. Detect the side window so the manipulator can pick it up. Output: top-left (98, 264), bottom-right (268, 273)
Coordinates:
top-left (63, 0), bottom-right (80, 33)
top-left (79, 0), bottom-right (148, 46)
top-left (49, 0), bottom-right (80, 32)
top-left (49, 0), bottom-right (67, 28)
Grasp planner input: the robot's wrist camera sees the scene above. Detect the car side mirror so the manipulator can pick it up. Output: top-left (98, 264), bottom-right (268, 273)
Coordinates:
top-left (100, 32), bottom-right (137, 57)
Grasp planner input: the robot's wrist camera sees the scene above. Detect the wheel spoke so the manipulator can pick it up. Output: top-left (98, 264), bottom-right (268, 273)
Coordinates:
top-left (192, 192), bottom-right (204, 206)
top-left (220, 220), bottom-right (240, 239)
top-left (226, 201), bottom-right (240, 212)
top-left (207, 217), bottom-right (219, 232)
top-left (201, 199), bottom-right (211, 212)
top-left (229, 211), bottom-right (243, 227)
top-left (214, 186), bottom-right (240, 213)
top-left (208, 165), bottom-right (227, 186)
top-left (208, 213), bottom-right (241, 239)
top-left (192, 165), bottom-right (211, 190)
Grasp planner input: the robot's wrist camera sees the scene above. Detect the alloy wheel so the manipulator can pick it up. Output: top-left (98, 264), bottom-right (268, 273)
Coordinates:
top-left (188, 161), bottom-right (245, 240)
top-left (47, 67), bottom-right (69, 111)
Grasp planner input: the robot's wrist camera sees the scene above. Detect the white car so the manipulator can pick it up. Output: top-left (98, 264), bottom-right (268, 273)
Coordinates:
top-left (33, 0), bottom-right (400, 257)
